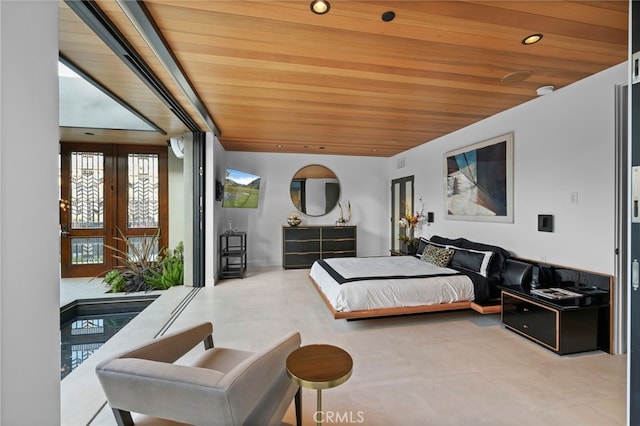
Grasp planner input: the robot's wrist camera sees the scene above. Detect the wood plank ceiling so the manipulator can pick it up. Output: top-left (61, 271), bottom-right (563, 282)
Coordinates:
top-left (59, 1), bottom-right (628, 157)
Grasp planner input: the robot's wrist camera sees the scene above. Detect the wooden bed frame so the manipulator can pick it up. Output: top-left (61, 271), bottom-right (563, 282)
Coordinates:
top-left (308, 276), bottom-right (501, 320)
top-left (309, 258), bottom-right (612, 355)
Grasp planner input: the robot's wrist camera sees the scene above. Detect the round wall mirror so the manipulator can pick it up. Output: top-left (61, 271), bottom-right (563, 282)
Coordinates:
top-left (290, 165), bottom-right (340, 217)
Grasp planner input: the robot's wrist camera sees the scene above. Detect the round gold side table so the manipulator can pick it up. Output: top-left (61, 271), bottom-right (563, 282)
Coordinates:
top-left (286, 344), bottom-right (353, 426)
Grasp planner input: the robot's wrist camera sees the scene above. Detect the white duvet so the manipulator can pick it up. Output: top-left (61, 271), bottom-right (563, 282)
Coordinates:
top-left (309, 256), bottom-right (475, 312)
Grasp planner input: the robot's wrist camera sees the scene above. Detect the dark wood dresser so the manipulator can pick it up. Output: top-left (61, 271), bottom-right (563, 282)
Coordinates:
top-left (282, 226), bottom-right (356, 269)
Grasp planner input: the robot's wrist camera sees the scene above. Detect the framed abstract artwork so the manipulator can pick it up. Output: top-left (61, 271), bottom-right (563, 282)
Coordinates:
top-left (444, 133), bottom-right (514, 223)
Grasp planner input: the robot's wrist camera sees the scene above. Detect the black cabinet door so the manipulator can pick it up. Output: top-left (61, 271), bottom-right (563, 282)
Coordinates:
top-left (502, 293), bottom-right (557, 350)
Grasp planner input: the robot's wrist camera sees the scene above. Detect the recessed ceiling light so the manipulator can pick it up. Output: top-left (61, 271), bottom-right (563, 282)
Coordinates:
top-left (522, 33), bottom-right (543, 45)
top-left (501, 70), bottom-right (532, 83)
top-left (310, 0), bottom-right (330, 15)
top-left (276, 144), bottom-right (283, 148)
top-left (536, 85), bottom-right (554, 96)
top-left (381, 11), bottom-right (395, 22)
top-left (84, 132), bottom-right (95, 136)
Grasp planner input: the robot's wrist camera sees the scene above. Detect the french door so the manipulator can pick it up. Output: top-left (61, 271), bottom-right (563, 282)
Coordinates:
top-left (60, 143), bottom-right (168, 278)
top-left (391, 176), bottom-right (414, 252)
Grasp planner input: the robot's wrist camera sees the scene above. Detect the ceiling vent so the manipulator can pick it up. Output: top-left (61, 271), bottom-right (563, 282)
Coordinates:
top-left (397, 157), bottom-right (406, 169)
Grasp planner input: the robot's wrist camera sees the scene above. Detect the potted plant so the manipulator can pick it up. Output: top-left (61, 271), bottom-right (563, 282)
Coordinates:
top-left (398, 208), bottom-right (424, 255)
top-left (101, 228), bottom-right (183, 293)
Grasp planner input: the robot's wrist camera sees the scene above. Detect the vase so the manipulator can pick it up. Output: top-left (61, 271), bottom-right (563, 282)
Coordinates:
top-left (403, 228), bottom-right (417, 255)
top-left (287, 217), bottom-right (301, 226)
top-left (406, 243), bottom-right (417, 255)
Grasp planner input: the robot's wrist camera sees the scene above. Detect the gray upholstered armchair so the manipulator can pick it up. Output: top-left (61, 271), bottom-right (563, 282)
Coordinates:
top-left (95, 322), bottom-right (301, 426)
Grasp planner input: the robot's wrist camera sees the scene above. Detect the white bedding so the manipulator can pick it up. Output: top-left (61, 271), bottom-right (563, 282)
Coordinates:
top-left (309, 256), bottom-right (475, 312)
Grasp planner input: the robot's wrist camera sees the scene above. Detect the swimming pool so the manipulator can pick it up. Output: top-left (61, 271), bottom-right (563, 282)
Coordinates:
top-left (60, 296), bottom-right (158, 380)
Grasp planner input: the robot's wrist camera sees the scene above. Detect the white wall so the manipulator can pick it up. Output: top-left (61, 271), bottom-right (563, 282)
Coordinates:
top-left (0, 1), bottom-right (60, 423)
top-left (392, 62), bottom-right (627, 275)
top-left (213, 152), bottom-right (389, 268)
top-left (204, 133), bottom-right (226, 285)
top-left (208, 63), bottom-right (626, 276)
top-left (168, 146), bottom-right (185, 250)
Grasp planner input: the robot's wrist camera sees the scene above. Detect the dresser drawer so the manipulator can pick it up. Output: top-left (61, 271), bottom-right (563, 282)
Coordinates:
top-left (283, 253), bottom-right (320, 269)
top-left (284, 240), bottom-right (320, 253)
top-left (502, 292), bottom-right (557, 350)
top-left (322, 239), bottom-right (355, 252)
top-left (322, 250), bottom-right (355, 259)
top-left (283, 227), bottom-right (321, 240)
top-left (322, 226), bottom-right (356, 239)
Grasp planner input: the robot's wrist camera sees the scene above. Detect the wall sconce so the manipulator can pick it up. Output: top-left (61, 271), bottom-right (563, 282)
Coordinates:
top-left (169, 136), bottom-right (184, 159)
top-left (310, 0), bottom-right (330, 14)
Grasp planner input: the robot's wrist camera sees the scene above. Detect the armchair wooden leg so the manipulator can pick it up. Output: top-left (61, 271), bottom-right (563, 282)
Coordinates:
top-left (203, 334), bottom-right (214, 350)
top-left (295, 387), bottom-right (302, 426)
top-left (112, 408), bottom-right (134, 426)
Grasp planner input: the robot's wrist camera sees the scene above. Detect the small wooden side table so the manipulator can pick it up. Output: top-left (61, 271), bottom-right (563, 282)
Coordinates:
top-left (286, 344), bottom-right (353, 426)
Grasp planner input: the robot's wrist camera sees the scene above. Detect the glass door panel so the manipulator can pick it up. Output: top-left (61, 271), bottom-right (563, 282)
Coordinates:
top-left (391, 176), bottom-right (414, 252)
top-left (71, 152), bottom-right (105, 267)
top-left (392, 181), bottom-right (401, 251)
top-left (128, 153), bottom-right (159, 229)
top-left (60, 145), bottom-right (114, 277)
top-left (116, 145), bottom-right (168, 261)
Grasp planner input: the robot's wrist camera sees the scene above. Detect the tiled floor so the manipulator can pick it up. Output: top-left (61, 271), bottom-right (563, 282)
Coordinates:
top-left (61, 267), bottom-right (627, 426)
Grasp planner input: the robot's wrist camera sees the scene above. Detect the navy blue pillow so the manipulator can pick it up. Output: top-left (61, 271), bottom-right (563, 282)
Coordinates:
top-left (459, 238), bottom-right (510, 278)
top-left (450, 248), bottom-right (486, 274)
top-left (429, 235), bottom-right (463, 248)
top-left (416, 237), bottom-right (429, 256)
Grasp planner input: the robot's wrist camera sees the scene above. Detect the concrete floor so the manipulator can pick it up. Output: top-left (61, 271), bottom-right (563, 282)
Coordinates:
top-left (61, 267), bottom-right (626, 426)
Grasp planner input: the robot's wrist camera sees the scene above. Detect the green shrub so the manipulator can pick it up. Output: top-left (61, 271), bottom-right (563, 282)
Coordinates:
top-left (145, 242), bottom-right (184, 289)
top-left (100, 228), bottom-right (183, 293)
top-left (103, 269), bottom-right (126, 293)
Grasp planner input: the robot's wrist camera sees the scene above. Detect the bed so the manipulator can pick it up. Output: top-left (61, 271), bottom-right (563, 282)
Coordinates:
top-left (309, 235), bottom-right (520, 320)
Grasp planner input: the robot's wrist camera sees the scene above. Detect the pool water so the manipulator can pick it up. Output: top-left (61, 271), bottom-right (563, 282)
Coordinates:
top-left (60, 296), bottom-right (157, 380)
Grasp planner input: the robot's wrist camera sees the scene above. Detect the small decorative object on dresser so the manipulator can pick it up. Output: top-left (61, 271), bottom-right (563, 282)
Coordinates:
top-left (335, 201), bottom-right (351, 226)
top-left (287, 211), bottom-right (302, 227)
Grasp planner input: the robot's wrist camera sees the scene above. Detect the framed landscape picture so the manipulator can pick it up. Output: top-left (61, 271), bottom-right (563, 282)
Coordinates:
top-left (444, 133), bottom-right (514, 223)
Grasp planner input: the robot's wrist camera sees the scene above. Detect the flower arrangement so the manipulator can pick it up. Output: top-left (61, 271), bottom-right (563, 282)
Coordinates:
top-left (398, 207), bottom-right (424, 248)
